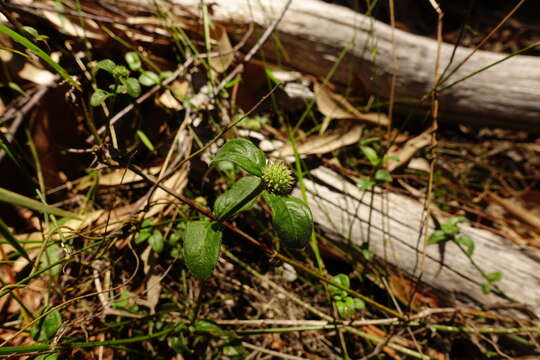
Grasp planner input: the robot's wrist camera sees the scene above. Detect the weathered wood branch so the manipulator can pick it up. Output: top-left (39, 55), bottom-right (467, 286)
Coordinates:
top-left (150, 0), bottom-right (540, 131)
top-left (297, 167), bottom-right (540, 315)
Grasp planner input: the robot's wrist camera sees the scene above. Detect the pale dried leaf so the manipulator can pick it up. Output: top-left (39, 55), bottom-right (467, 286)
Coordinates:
top-left (19, 63), bottom-right (56, 85)
top-left (158, 89), bottom-right (183, 110)
top-left (385, 131), bottom-right (432, 172)
top-left (139, 246), bottom-right (162, 314)
top-left (489, 193), bottom-right (540, 230)
top-left (407, 157), bottom-right (430, 172)
top-left (272, 123), bottom-right (363, 158)
top-left (315, 82), bottom-right (356, 120)
top-left (314, 82), bottom-right (389, 132)
top-left (170, 79), bottom-right (190, 101)
top-left (98, 166), bottom-right (162, 186)
top-left (42, 10), bottom-right (102, 39)
top-left (210, 25), bottom-right (234, 73)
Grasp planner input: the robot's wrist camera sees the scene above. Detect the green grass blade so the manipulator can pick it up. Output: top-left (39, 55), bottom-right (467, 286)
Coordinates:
top-left (0, 24), bottom-right (81, 91)
top-left (0, 187), bottom-right (79, 219)
top-left (0, 218), bottom-right (30, 260)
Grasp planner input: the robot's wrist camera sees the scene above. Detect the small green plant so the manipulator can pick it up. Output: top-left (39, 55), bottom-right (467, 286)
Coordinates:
top-left (428, 216), bottom-right (502, 294)
top-left (329, 274), bottom-right (365, 318)
top-left (183, 138), bottom-right (314, 281)
top-left (356, 138), bottom-right (396, 190)
top-left (90, 51), bottom-right (171, 107)
top-left (31, 305), bottom-right (62, 343)
top-left (135, 218), bottom-right (165, 253)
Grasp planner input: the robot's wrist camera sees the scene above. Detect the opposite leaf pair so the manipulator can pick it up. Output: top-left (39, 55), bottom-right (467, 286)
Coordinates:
top-left (184, 139), bottom-right (314, 281)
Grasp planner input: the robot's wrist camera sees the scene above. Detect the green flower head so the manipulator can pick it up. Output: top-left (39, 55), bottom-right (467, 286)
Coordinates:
top-left (261, 162), bottom-right (294, 195)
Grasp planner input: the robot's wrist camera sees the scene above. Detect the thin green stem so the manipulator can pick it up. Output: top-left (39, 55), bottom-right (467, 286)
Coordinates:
top-left (0, 325), bottom-right (180, 356)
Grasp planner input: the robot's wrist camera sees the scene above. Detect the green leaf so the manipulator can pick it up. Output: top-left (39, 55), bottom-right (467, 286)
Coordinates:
top-left (441, 222), bottom-right (460, 236)
top-left (336, 299), bottom-right (352, 319)
top-left (213, 176), bottom-right (262, 221)
top-left (382, 155), bottom-right (400, 164)
top-left (224, 76), bottom-right (241, 88)
top-left (39, 244), bottom-right (62, 277)
top-left (22, 26), bottom-right (39, 39)
top-left (264, 193), bottom-right (313, 249)
top-left (427, 230), bottom-right (448, 245)
top-left (125, 51), bottom-right (142, 71)
top-left (35, 354), bottom-right (58, 360)
top-left (123, 77), bottom-right (141, 97)
top-left (336, 296), bottom-right (366, 319)
top-left (329, 273), bottom-right (349, 297)
top-left (95, 59), bottom-right (116, 73)
top-left (184, 220), bottom-right (222, 281)
top-left (112, 65), bottom-right (130, 78)
top-left (0, 137), bottom-right (21, 167)
top-left (31, 306), bottom-right (62, 342)
top-left (139, 71), bottom-right (160, 86)
top-left (223, 342), bottom-right (247, 358)
top-left (448, 216), bottom-right (468, 226)
top-left (0, 218), bottom-right (30, 260)
top-left (135, 219), bottom-right (154, 244)
top-left (360, 146), bottom-right (380, 166)
top-left (374, 169), bottom-right (392, 183)
top-left (264, 67), bottom-right (280, 85)
top-left (485, 271), bottom-right (502, 282)
top-left (0, 24), bottom-right (81, 90)
top-left (210, 139), bottom-right (266, 176)
top-left (149, 229), bottom-right (164, 253)
top-left (8, 82), bottom-right (26, 96)
top-left (168, 230), bottom-right (183, 246)
top-left (455, 235), bottom-right (475, 256)
top-left (0, 187), bottom-right (79, 218)
top-left (112, 290), bottom-right (130, 309)
top-left (159, 71), bottom-right (173, 80)
top-left (357, 177), bottom-right (375, 191)
top-left (170, 334), bottom-right (190, 354)
top-left (352, 297), bottom-right (366, 311)
top-left (136, 130), bottom-right (155, 152)
top-left (481, 282), bottom-right (492, 294)
top-left (361, 248), bottom-right (374, 261)
top-left (193, 320), bottom-right (232, 336)
top-left (90, 89), bottom-right (113, 107)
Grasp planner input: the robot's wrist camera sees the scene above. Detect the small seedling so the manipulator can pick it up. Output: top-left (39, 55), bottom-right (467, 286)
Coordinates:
top-left (329, 274), bottom-right (365, 319)
top-left (31, 305), bottom-right (62, 343)
top-left (91, 52), bottom-right (170, 107)
top-left (356, 138), bottom-right (397, 190)
top-left (428, 216), bottom-right (502, 294)
top-left (183, 138), bottom-right (314, 281)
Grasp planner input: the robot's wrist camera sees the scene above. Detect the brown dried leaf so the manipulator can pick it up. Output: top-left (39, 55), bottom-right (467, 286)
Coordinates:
top-left (158, 90), bottom-right (183, 110)
top-left (139, 246), bottom-right (162, 314)
top-left (384, 131), bottom-right (432, 172)
top-left (210, 25), bottom-right (234, 73)
top-left (489, 193), bottom-right (540, 230)
top-left (42, 10), bottom-right (103, 39)
top-left (272, 123), bottom-right (363, 158)
top-left (314, 82), bottom-right (389, 133)
top-left (97, 166), bottom-right (162, 186)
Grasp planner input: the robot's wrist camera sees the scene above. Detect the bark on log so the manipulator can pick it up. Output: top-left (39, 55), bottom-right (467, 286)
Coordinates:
top-left (151, 0), bottom-right (540, 131)
top-left (295, 167), bottom-right (540, 315)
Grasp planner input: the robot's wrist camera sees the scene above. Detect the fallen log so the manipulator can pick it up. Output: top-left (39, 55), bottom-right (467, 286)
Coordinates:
top-left (158, 0), bottom-right (540, 131)
top-left (296, 167), bottom-right (540, 315)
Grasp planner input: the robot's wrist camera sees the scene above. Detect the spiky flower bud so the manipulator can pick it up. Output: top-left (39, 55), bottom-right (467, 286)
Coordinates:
top-left (261, 162), bottom-right (294, 195)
